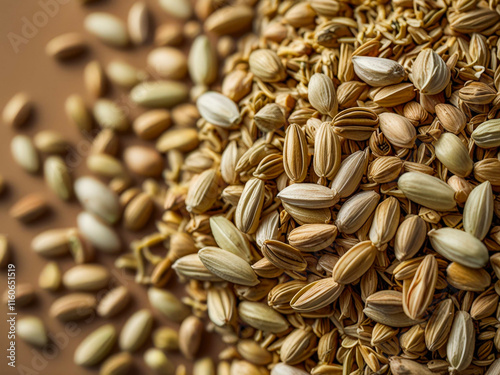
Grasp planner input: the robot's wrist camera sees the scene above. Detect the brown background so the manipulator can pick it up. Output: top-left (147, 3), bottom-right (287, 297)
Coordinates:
top-left (0, 0), bottom-right (221, 374)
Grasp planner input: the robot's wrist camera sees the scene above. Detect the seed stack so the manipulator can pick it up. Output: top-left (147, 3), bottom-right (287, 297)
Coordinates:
top-left (3, 0), bottom-right (500, 374)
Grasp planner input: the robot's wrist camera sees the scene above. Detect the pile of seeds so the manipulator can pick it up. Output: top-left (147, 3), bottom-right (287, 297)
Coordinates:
top-left (3, 0), bottom-right (500, 374)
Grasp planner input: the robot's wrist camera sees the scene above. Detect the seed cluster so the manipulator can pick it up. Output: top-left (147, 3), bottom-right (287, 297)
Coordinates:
top-left (3, 0), bottom-right (500, 375)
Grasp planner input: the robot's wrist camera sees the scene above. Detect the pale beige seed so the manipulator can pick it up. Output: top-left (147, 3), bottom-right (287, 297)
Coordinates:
top-left (133, 109), bottom-right (171, 140)
top-left (410, 49), bottom-right (450, 95)
top-left (193, 358), bottom-right (215, 375)
top-left (472, 119), bottom-right (500, 148)
top-left (65, 94), bottom-right (93, 133)
top-left (446, 262), bottom-right (491, 291)
top-left (185, 169), bottom-right (219, 214)
top-left (130, 81), bottom-right (188, 108)
top-left (394, 215), bottom-right (426, 261)
top-left (428, 227), bottom-right (489, 268)
top-left (147, 47), bottom-right (187, 79)
top-left (249, 49), bottom-right (286, 83)
top-left (87, 154), bottom-right (125, 178)
top-left (74, 324), bottom-right (117, 366)
top-left (330, 149), bottom-right (368, 198)
top-left (144, 348), bottom-right (175, 375)
top-left (271, 363), bottom-right (309, 375)
top-left (75, 177), bottom-right (121, 224)
top-left (154, 23), bottom-right (183, 46)
top-left (46, 33), bottom-right (87, 59)
top-left (425, 298), bottom-right (454, 351)
top-left (368, 197), bottom-right (400, 248)
top-left (234, 177), bottom-right (265, 234)
top-left (106, 60), bottom-right (146, 89)
top-left (197, 91), bottom-right (240, 128)
top-left (204, 5), bottom-right (254, 35)
top-left (84, 13), bottom-right (129, 47)
top-left (288, 224), bottom-right (337, 252)
top-left (308, 73), bottom-right (338, 116)
top-left (148, 287), bottom-right (189, 322)
top-left (255, 211), bottom-right (281, 248)
top-left (463, 181), bottom-right (493, 240)
top-left (18, 316), bottom-right (49, 347)
top-left (332, 241), bottom-right (377, 284)
top-left (238, 301), bottom-right (289, 333)
top-left (268, 280), bottom-right (306, 314)
top-left (402, 255), bottom-right (438, 319)
top-left (262, 240), bottom-right (307, 272)
top-left (210, 216), bottom-right (251, 262)
top-left (84, 60), bottom-right (107, 98)
top-left (99, 352), bottom-right (133, 375)
top-left (153, 327), bottom-right (179, 351)
top-left (63, 264), bottom-right (110, 291)
top-left (278, 183), bottom-right (338, 209)
top-left (93, 99), bottom-right (129, 132)
top-left (352, 56), bottom-right (405, 87)
top-left (486, 359), bottom-right (500, 375)
top-left (283, 123), bottom-right (309, 183)
top-left (398, 172), bottom-right (456, 211)
top-left (189, 35), bottom-right (217, 86)
top-left (314, 122), bottom-right (341, 181)
top-left (2, 92), bottom-right (33, 127)
top-left (128, 2), bottom-right (149, 45)
top-left (119, 309), bottom-right (153, 352)
top-left (280, 328), bottom-right (317, 365)
top-left (77, 212), bottom-right (121, 253)
top-left (378, 112), bottom-right (416, 149)
top-left (290, 278), bottom-right (344, 312)
top-left (254, 103), bottom-right (286, 133)
top-left (11, 135), bottom-right (39, 173)
top-left (97, 286), bottom-right (131, 318)
top-left (34, 130), bottom-right (68, 154)
top-left (50, 293), bottom-right (96, 321)
top-left (158, 0), bottom-right (192, 19)
top-left (447, 311), bottom-right (475, 372)
top-left (179, 316), bottom-right (203, 360)
top-left (282, 202), bottom-right (331, 225)
top-left (207, 287), bottom-right (236, 327)
top-left (9, 194), bottom-right (49, 223)
top-left (198, 247), bottom-right (259, 286)
top-left (172, 253), bottom-right (223, 282)
top-left (31, 228), bottom-right (73, 257)
top-left (434, 133), bottom-right (473, 177)
top-left (335, 190), bottom-right (379, 234)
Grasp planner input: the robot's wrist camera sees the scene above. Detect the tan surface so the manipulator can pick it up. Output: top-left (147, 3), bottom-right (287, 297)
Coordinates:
top-left (0, 1), bottom-right (221, 374)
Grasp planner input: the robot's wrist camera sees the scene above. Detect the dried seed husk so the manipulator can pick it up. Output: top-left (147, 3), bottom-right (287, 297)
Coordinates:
top-left (185, 169), bottom-right (219, 214)
top-left (332, 241), bottom-right (377, 284)
top-left (18, 316), bottom-right (49, 347)
top-left (74, 324), bottom-right (117, 366)
top-left (278, 183), bottom-right (338, 209)
top-left (130, 81), bottom-right (188, 108)
top-left (283, 123), bottom-right (310, 183)
top-left (97, 286), bottom-right (131, 318)
top-left (410, 49), bottom-right (450, 95)
top-left (308, 73), bottom-right (338, 116)
top-left (197, 91), bottom-right (240, 128)
top-left (45, 32), bottom-right (87, 59)
top-left (106, 60), bottom-right (146, 89)
top-left (75, 176), bottom-right (121, 224)
top-left (435, 104), bottom-right (466, 134)
top-left (119, 309), bottom-right (153, 352)
top-left (314, 122), bottom-right (341, 180)
top-left (330, 149), bottom-right (368, 198)
top-left (31, 228), bottom-right (72, 257)
top-left (290, 278), bottom-right (344, 312)
top-left (2, 92), bottom-right (32, 127)
top-left (148, 287), bottom-right (189, 322)
top-left (378, 112), bottom-right (416, 149)
top-left (280, 328), bottom-right (317, 365)
top-left (434, 133), bottom-right (473, 177)
top-left (100, 352), bottom-right (133, 375)
top-left (398, 172), bottom-right (456, 211)
top-left (402, 255), bottom-right (438, 319)
top-left (93, 99), bottom-right (129, 132)
top-left (77, 212), bottom-right (121, 254)
top-left (352, 56), bottom-right (405, 87)
top-left (50, 293), bottom-right (96, 321)
top-left (11, 135), bottom-right (39, 173)
top-left (207, 287), bottom-right (236, 327)
top-left (238, 301), bottom-right (289, 333)
top-left (237, 340), bottom-right (272, 365)
top-left (335, 190), bottom-right (380, 234)
top-left (179, 316), bottom-right (203, 359)
top-left (84, 13), bottom-right (129, 47)
top-left (189, 35), bottom-right (217, 86)
top-left (447, 311), bottom-right (475, 372)
top-left (394, 215), bottom-right (426, 261)
top-left (65, 94), bottom-right (93, 133)
top-left (368, 197), bottom-right (400, 248)
top-left (368, 156), bottom-right (403, 183)
top-left (463, 181), bottom-right (493, 240)
top-left (262, 240), bottom-right (307, 272)
top-left (148, 47), bottom-right (187, 79)
top-left (235, 177), bottom-right (265, 234)
top-left (172, 253), bottom-right (223, 282)
top-left (198, 247), bottom-right (259, 286)
top-left (9, 194), bottom-right (49, 223)
top-left (249, 49), bottom-right (286, 83)
top-left (288, 224), bottom-right (337, 252)
top-left (472, 119), bottom-right (500, 148)
top-left (204, 5), bottom-right (254, 35)
top-left (210, 216), bottom-right (252, 262)
top-left (63, 264), bottom-right (110, 291)
top-left (254, 103), bottom-right (286, 133)
top-left (428, 227), bottom-right (489, 268)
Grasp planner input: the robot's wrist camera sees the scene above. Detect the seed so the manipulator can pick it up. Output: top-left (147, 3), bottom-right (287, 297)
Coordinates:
top-left (278, 183), bottom-right (338, 209)
top-left (130, 81), bottom-right (189, 108)
top-left (249, 49), bottom-right (286, 83)
top-left (93, 99), bottom-right (129, 132)
top-left (472, 119), bottom-right (500, 148)
top-left (428, 227), bottom-right (489, 268)
top-left (31, 228), bottom-right (72, 257)
top-left (447, 311), bottom-right (475, 372)
top-left (34, 130), bottom-right (68, 154)
top-left (50, 293), bottom-right (96, 321)
top-left (283, 124), bottom-right (309, 183)
top-left (148, 287), bottom-right (189, 322)
top-left (84, 60), bottom-right (107, 98)
top-left (288, 224), bottom-right (337, 252)
top-left (378, 112), bottom-right (416, 149)
top-left (330, 149), bottom-right (369, 198)
top-left (197, 91), bottom-right (241, 128)
top-left (9, 194), bottom-right (49, 223)
top-left (463, 181), bottom-right (493, 240)
top-left (179, 315), bottom-right (203, 359)
top-left (332, 241), bottom-right (377, 284)
top-left (133, 109), bottom-right (171, 140)
top-left (38, 262), bottom-right (61, 292)
top-left (290, 278), bottom-right (344, 312)
top-left (435, 103), bottom-right (467, 134)
top-left (63, 264), bottom-right (110, 291)
top-left (271, 363), bottom-right (309, 375)
top-left (75, 176), bottom-right (121, 224)
top-left (153, 327), bottom-right (179, 351)
top-left (352, 56), bottom-right (405, 87)
top-left (389, 357), bottom-right (434, 375)
top-left (100, 352), bottom-right (133, 375)
top-left (44, 156), bottom-right (73, 200)
top-left (11, 135), bottom-right (39, 173)
top-left (128, 2), bottom-right (149, 45)
top-left (2, 92), bottom-right (33, 127)
top-left (74, 324), bottom-right (117, 367)
top-left (204, 5), bottom-right (254, 35)
top-left (235, 177), bottom-right (265, 234)
top-left (77, 211), bottom-right (121, 254)
top-left (210, 216), bottom-right (252, 262)
top-left (410, 49), bottom-right (450, 95)
top-left (119, 309), bottom-right (154, 352)
top-left (144, 348), bottom-right (175, 375)
top-left (158, 0), bottom-right (192, 19)
top-left (394, 215), bottom-right (427, 261)
top-left (97, 286), bottom-right (131, 318)
top-left (335, 190), bottom-right (380, 234)
top-left (446, 262), bottom-right (491, 292)
top-left (434, 133), bottom-right (473, 177)
top-left (0, 235), bottom-right (8, 268)
top-left (368, 197), bottom-right (400, 248)
top-left (194, 357), bottom-right (215, 375)
top-left (398, 172), bottom-right (456, 211)
top-left (238, 301), bottom-right (289, 333)
top-left (148, 47), bottom-right (187, 79)
top-left (308, 73), bottom-right (338, 116)
top-left (84, 13), bottom-right (129, 47)
top-left (425, 298), bottom-right (454, 352)
top-left (65, 94), bottom-right (93, 133)
top-left (17, 316), bottom-right (48, 347)
top-left (189, 35), bottom-right (217, 86)
top-left (185, 169), bottom-right (220, 214)
top-left (46, 33), bottom-right (87, 59)
top-left (156, 128), bottom-right (199, 153)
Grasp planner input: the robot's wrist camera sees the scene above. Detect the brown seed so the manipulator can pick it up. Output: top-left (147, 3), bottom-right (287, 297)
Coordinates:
top-left (2, 92), bottom-right (33, 127)
top-left (123, 146), bottom-right (164, 177)
top-left (46, 33), bottom-right (87, 59)
top-left (9, 194), bottom-right (49, 223)
top-left (50, 293), bottom-right (96, 321)
top-left (179, 316), bottom-right (203, 360)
